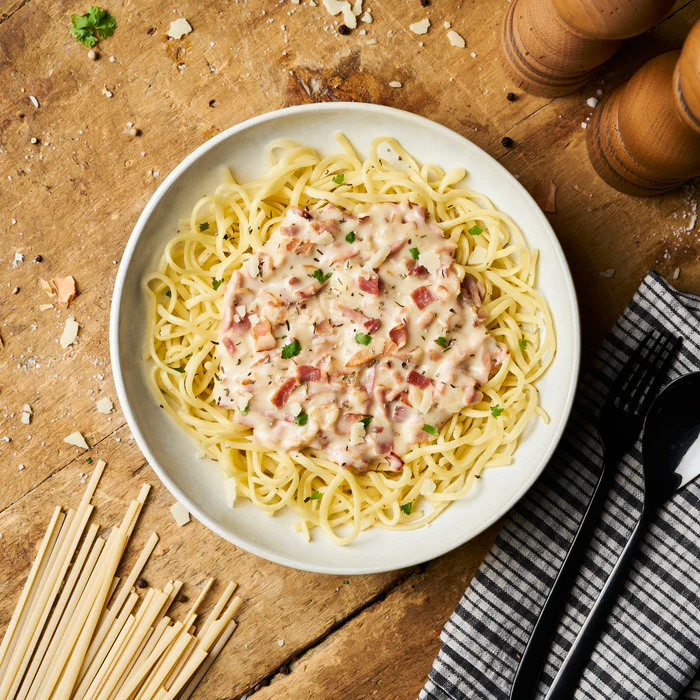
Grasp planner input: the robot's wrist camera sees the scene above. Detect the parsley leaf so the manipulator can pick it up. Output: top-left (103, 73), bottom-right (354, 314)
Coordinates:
top-left (343, 579), bottom-right (349, 585)
top-left (294, 412), bottom-right (308, 426)
top-left (173, 367), bottom-right (186, 374)
top-left (70, 6), bottom-right (117, 47)
top-left (400, 502), bottom-right (413, 515)
top-left (468, 224), bottom-right (484, 236)
top-left (199, 222), bottom-right (210, 232)
top-left (332, 173), bottom-right (344, 184)
top-left (86, 456), bottom-right (93, 464)
top-left (355, 333), bottom-right (372, 346)
top-left (311, 269), bottom-right (332, 284)
top-left (304, 490), bottom-right (322, 503)
top-left (359, 416), bottom-right (373, 428)
top-left (409, 247), bottom-right (420, 260)
top-left (435, 336), bottom-right (449, 349)
top-left (518, 338), bottom-right (528, 351)
top-left (212, 279), bottom-right (224, 291)
top-left (490, 404), bottom-right (504, 417)
top-left (165, 290), bottom-right (171, 298)
top-left (239, 404), bottom-right (249, 416)
top-left (281, 339), bottom-right (301, 359)
top-left (345, 231), bottom-right (356, 243)
top-left (422, 423), bottom-right (438, 436)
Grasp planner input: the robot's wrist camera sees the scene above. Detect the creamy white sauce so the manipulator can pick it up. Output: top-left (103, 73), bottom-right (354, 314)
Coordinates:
top-left (215, 201), bottom-right (506, 471)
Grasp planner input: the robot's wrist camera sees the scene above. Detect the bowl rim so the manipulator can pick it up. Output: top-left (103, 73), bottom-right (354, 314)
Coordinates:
top-left (110, 102), bottom-right (581, 575)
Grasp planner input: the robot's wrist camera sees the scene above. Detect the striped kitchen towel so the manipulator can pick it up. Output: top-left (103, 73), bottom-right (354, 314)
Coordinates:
top-left (420, 271), bottom-right (700, 700)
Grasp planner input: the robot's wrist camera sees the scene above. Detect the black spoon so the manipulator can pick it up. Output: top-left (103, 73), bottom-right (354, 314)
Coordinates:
top-left (544, 371), bottom-right (700, 699)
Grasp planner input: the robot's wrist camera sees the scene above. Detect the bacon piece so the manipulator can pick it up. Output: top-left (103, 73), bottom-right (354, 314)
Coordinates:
top-left (402, 204), bottom-right (426, 223)
top-left (252, 320), bottom-right (276, 351)
top-left (232, 315), bottom-right (251, 332)
top-left (285, 238), bottom-right (315, 255)
top-left (329, 248), bottom-right (358, 264)
top-left (296, 282), bottom-right (322, 299)
top-left (289, 206), bottom-right (312, 220)
top-left (411, 286), bottom-right (434, 309)
top-left (346, 347), bottom-right (375, 368)
top-left (362, 365), bottom-right (376, 395)
top-left (462, 273), bottom-right (486, 309)
top-left (408, 370), bottom-right (432, 389)
top-left (409, 264), bottom-right (428, 276)
top-left (280, 224), bottom-right (300, 236)
top-left (288, 276), bottom-right (300, 286)
top-left (387, 452), bottom-right (404, 471)
top-left (392, 403), bottom-right (410, 422)
top-left (388, 237), bottom-right (407, 255)
top-left (271, 377), bottom-right (299, 408)
top-left (220, 270), bottom-right (244, 333)
top-left (417, 310), bottom-right (436, 329)
top-left (388, 323), bottom-right (408, 348)
top-left (298, 365), bottom-right (322, 382)
top-left (358, 275), bottom-right (379, 295)
top-left (314, 319), bottom-right (333, 336)
top-left (221, 331), bottom-right (236, 357)
top-left (375, 438), bottom-right (393, 455)
top-left (363, 318), bottom-right (381, 334)
top-left (312, 219), bottom-right (340, 235)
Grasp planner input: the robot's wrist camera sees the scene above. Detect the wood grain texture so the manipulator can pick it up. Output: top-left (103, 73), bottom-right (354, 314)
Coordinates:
top-left (0, 0), bottom-right (699, 698)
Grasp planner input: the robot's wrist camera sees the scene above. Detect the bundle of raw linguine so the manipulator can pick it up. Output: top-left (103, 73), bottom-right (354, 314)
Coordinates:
top-left (0, 461), bottom-right (241, 700)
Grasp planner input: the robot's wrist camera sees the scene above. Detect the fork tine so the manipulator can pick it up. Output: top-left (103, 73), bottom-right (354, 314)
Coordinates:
top-left (624, 331), bottom-right (680, 415)
top-left (638, 334), bottom-right (681, 416)
top-left (608, 329), bottom-right (658, 400)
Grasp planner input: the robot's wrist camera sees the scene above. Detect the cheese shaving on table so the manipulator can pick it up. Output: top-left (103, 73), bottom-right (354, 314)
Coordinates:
top-left (60, 317), bottom-right (80, 348)
top-left (224, 478), bottom-right (237, 507)
top-left (96, 397), bottom-right (113, 414)
top-left (447, 30), bottom-right (466, 48)
top-left (39, 303), bottom-right (54, 311)
top-left (170, 502), bottom-right (191, 526)
top-left (409, 19), bottom-right (430, 35)
top-left (322, 0), bottom-right (362, 29)
top-left (52, 276), bottom-right (77, 307)
top-left (64, 431), bottom-right (89, 448)
top-left (20, 404), bottom-right (33, 425)
top-left (167, 18), bottom-right (192, 39)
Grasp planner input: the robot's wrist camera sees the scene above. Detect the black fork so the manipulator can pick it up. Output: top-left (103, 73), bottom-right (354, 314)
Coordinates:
top-left (509, 327), bottom-right (680, 700)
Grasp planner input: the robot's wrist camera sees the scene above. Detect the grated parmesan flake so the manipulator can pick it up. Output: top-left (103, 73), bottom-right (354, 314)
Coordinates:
top-left (389, 81), bottom-right (402, 88)
top-left (409, 19), bottom-right (430, 35)
top-left (322, 0), bottom-right (362, 29)
top-left (167, 18), bottom-right (193, 39)
top-left (64, 431), bottom-right (89, 449)
top-left (96, 397), bottom-right (113, 414)
top-left (447, 30), bottom-right (466, 48)
top-left (170, 502), bottom-right (191, 526)
top-left (224, 477), bottom-right (237, 507)
top-left (60, 317), bottom-right (80, 349)
top-left (20, 404), bottom-right (33, 425)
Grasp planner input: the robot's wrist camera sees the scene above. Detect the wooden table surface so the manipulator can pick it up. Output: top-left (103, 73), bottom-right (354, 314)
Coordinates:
top-left (2, 0), bottom-right (700, 698)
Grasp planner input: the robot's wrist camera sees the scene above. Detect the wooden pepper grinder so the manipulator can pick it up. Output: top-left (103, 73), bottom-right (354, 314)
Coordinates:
top-left (501, 0), bottom-right (675, 97)
top-left (587, 19), bottom-right (700, 196)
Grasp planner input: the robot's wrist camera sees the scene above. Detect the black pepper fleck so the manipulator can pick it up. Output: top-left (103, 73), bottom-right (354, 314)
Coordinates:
top-left (280, 665), bottom-right (292, 675)
top-left (338, 24), bottom-right (351, 35)
top-left (175, 593), bottom-right (189, 603)
top-left (209, 99), bottom-right (217, 108)
top-left (420, 0), bottom-right (430, 5)
top-left (506, 92), bottom-right (516, 102)
top-left (501, 136), bottom-right (514, 148)
top-left (136, 578), bottom-right (148, 588)
top-left (34, 255), bottom-right (43, 263)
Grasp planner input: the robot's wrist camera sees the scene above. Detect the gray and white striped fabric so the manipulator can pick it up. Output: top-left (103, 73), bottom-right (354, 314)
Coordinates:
top-left (420, 272), bottom-right (700, 700)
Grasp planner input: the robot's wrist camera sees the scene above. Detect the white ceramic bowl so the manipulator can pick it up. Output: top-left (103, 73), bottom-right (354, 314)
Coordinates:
top-left (110, 103), bottom-right (580, 575)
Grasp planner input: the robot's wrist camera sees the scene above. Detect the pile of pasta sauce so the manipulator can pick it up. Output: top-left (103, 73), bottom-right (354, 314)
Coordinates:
top-left (214, 201), bottom-right (508, 471)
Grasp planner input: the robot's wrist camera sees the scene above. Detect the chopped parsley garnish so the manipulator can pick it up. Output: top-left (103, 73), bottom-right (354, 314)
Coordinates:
top-left (345, 231), bottom-right (356, 243)
top-left (343, 579), bottom-right (349, 585)
top-left (304, 490), bottom-right (322, 503)
top-left (281, 339), bottom-right (301, 358)
top-left (212, 278), bottom-right (224, 291)
top-left (518, 338), bottom-right (528, 351)
top-left (70, 6), bottom-right (117, 47)
top-left (355, 333), bottom-right (372, 346)
top-left (239, 404), bottom-right (250, 416)
top-left (199, 222), bottom-right (210, 232)
top-left (409, 247), bottom-right (420, 260)
top-left (400, 502), bottom-right (413, 515)
top-left (468, 224), bottom-right (484, 236)
top-left (422, 424), bottom-right (438, 436)
top-left (86, 456), bottom-right (93, 464)
top-left (491, 405), bottom-right (504, 417)
top-left (165, 290), bottom-right (171, 298)
top-left (173, 367), bottom-right (186, 373)
top-left (294, 412), bottom-right (308, 426)
top-left (332, 173), bottom-right (345, 184)
top-left (359, 416), bottom-right (373, 428)
top-left (435, 336), bottom-right (449, 349)
top-left (312, 269), bottom-right (332, 284)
